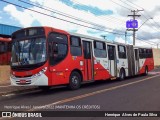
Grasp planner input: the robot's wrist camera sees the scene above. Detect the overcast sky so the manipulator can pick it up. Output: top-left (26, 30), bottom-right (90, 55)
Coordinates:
top-left (0, 0), bottom-right (160, 47)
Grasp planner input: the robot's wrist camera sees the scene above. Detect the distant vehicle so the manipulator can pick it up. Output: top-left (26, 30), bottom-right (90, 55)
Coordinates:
top-left (10, 27), bottom-right (154, 89)
top-left (0, 37), bottom-right (11, 65)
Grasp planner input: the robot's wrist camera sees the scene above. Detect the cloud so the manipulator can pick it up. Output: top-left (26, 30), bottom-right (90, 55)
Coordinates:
top-left (3, 0), bottom-right (121, 32)
top-left (135, 39), bottom-right (157, 48)
top-left (70, 0), bottom-right (117, 11)
top-left (2, 0), bottom-right (160, 47)
top-left (114, 36), bottom-right (126, 44)
top-left (137, 31), bottom-right (160, 40)
top-left (3, 4), bottom-right (34, 27)
top-left (1, 0), bottom-right (131, 46)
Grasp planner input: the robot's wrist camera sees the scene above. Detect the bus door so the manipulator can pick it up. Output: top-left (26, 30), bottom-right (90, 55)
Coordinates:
top-left (83, 41), bottom-right (94, 80)
top-left (134, 49), bottom-right (139, 74)
top-left (107, 45), bottom-right (116, 77)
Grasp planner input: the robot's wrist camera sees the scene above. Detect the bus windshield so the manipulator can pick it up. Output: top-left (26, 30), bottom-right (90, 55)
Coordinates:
top-left (11, 37), bottom-right (46, 66)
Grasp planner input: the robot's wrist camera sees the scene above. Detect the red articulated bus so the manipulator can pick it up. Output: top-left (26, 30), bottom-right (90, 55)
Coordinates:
top-left (0, 37), bottom-right (11, 65)
top-left (10, 27), bottom-right (154, 89)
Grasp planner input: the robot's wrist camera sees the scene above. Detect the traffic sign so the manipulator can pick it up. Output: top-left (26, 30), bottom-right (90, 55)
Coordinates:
top-left (126, 20), bottom-right (138, 28)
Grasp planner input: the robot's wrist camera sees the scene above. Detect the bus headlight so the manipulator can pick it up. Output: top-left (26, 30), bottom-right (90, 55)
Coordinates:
top-left (10, 74), bottom-right (16, 79)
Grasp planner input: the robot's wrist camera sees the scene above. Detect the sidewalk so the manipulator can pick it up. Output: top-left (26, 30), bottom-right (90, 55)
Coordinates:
top-left (0, 76), bottom-right (36, 95)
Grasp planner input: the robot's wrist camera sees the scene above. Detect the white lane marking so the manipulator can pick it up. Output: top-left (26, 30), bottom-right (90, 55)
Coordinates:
top-left (27, 74), bottom-right (160, 111)
top-left (0, 74), bottom-right (159, 120)
top-left (2, 93), bottom-right (15, 97)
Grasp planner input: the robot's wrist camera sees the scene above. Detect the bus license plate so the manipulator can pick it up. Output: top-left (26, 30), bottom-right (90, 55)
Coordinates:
top-left (20, 80), bottom-right (26, 84)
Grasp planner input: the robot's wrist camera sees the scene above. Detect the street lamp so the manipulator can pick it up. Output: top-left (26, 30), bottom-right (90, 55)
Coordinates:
top-left (138, 17), bottom-right (153, 30)
top-left (127, 17), bottom-right (153, 45)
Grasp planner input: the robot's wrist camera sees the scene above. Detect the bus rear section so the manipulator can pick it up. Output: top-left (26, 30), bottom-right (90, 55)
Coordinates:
top-left (135, 47), bottom-right (154, 75)
top-left (126, 45), bottom-right (154, 76)
top-left (0, 38), bottom-right (11, 65)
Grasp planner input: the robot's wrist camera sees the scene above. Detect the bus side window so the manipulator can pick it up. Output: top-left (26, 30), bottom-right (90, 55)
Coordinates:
top-left (139, 49), bottom-right (142, 58)
top-left (134, 49), bottom-right (138, 60)
top-left (144, 49), bottom-right (146, 58)
top-left (108, 45), bottom-right (115, 60)
top-left (70, 36), bottom-right (82, 56)
top-left (8, 42), bottom-right (12, 52)
top-left (139, 48), bottom-right (145, 59)
top-left (118, 45), bottom-right (126, 59)
top-left (146, 49), bottom-right (153, 58)
top-left (94, 41), bottom-right (107, 58)
top-left (149, 49), bottom-right (153, 58)
top-left (0, 42), bottom-right (7, 53)
top-left (48, 32), bottom-right (68, 65)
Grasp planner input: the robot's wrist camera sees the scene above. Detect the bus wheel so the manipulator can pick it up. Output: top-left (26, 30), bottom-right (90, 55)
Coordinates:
top-left (68, 71), bottom-right (81, 90)
top-left (144, 66), bottom-right (148, 76)
top-left (119, 69), bottom-right (125, 80)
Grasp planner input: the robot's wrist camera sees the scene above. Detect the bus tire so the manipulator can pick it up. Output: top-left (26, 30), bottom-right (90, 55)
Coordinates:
top-left (144, 66), bottom-right (148, 76)
top-left (119, 69), bottom-right (125, 80)
top-left (68, 71), bottom-right (81, 90)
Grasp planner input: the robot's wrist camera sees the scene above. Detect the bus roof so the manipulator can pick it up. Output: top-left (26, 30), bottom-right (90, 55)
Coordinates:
top-left (69, 32), bottom-right (127, 45)
top-left (133, 46), bottom-right (152, 49)
top-left (0, 37), bottom-right (11, 42)
top-left (12, 26), bottom-right (152, 49)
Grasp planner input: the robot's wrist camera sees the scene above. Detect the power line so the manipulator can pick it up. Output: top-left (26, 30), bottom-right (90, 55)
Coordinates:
top-left (72, 0), bottom-right (127, 22)
top-left (117, 0), bottom-right (160, 44)
top-left (110, 0), bottom-right (131, 11)
top-left (136, 37), bottom-right (158, 44)
top-left (0, 0), bottom-right (129, 36)
top-left (71, 0), bottom-right (132, 36)
top-left (113, 0), bottom-right (160, 33)
top-left (124, 0), bottom-right (144, 10)
top-left (19, 0), bottom-right (106, 29)
top-left (19, 0), bottom-right (127, 34)
top-left (109, 0), bottom-right (159, 35)
top-left (124, 0), bottom-right (160, 32)
top-left (68, 0), bottom-right (127, 28)
top-left (135, 37), bottom-right (157, 46)
top-left (118, 0), bottom-right (138, 10)
top-left (1, 0), bottom-right (158, 47)
top-left (127, 10), bottom-right (142, 45)
top-left (19, 0), bottom-right (132, 35)
top-left (140, 14), bottom-right (160, 32)
top-left (24, 0), bottom-right (126, 29)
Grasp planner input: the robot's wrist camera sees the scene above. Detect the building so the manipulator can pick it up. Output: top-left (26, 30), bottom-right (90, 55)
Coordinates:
top-left (0, 24), bottom-right (22, 82)
top-left (0, 23), bottom-right (21, 38)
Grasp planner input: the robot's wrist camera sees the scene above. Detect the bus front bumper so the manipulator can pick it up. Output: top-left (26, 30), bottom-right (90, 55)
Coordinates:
top-left (10, 73), bottom-right (48, 86)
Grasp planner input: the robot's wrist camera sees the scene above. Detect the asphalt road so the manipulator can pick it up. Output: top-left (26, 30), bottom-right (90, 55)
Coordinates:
top-left (0, 73), bottom-right (160, 120)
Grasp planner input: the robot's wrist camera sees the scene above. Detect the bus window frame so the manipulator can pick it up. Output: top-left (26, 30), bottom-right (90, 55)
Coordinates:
top-left (94, 41), bottom-right (107, 58)
top-left (48, 32), bottom-right (68, 66)
top-left (118, 45), bottom-right (126, 59)
top-left (70, 36), bottom-right (82, 56)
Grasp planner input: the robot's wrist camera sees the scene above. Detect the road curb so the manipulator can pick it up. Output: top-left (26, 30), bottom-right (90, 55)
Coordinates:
top-left (0, 87), bottom-right (38, 96)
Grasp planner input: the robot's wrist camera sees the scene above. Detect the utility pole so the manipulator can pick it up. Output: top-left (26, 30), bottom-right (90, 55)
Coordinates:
top-left (127, 10), bottom-right (143, 45)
